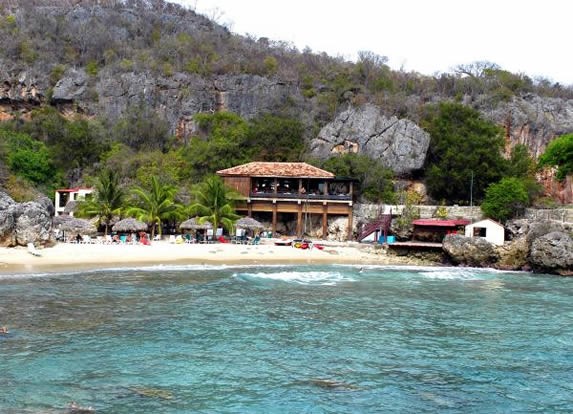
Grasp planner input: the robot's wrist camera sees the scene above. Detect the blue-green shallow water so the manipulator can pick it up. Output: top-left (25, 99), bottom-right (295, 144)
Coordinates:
top-left (1, 265), bottom-right (572, 413)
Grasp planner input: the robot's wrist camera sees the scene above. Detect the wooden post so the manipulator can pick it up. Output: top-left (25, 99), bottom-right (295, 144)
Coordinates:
top-left (297, 203), bottom-right (303, 237)
top-left (272, 203), bottom-right (277, 235)
top-left (247, 202), bottom-right (252, 217)
top-left (322, 203), bottom-right (328, 240)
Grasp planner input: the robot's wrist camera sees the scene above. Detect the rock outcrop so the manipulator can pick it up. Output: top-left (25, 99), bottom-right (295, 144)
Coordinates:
top-left (481, 95), bottom-right (573, 159)
top-left (310, 104), bottom-right (431, 175)
top-left (0, 191), bottom-right (53, 247)
top-left (445, 219), bottom-right (573, 275)
top-left (529, 231), bottom-right (573, 275)
top-left (442, 234), bottom-right (500, 267)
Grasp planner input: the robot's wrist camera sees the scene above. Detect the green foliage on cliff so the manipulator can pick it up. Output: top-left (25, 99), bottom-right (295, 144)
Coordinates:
top-left (2, 128), bottom-right (55, 185)
top-left (422, 102), bottom-right (507, 204)
top-left (539, 133), bottom-right (573, 180)
top-left (481, 177), bottom-right (530, 222)
top-left (321, 153), bottom-right (395, 203)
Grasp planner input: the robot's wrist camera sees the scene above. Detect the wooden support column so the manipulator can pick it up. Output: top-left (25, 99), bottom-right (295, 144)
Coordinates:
top-left (296, 202), bottom-right (303, 237)
top-left (322, 203), bottom-right (328, 240)
top-left (247, 202), bottom-right (252, 217)
top-left (272, 203), bottom-right (277, 236)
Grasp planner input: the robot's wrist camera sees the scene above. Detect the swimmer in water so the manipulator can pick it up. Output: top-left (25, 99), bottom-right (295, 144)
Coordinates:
top-left (0, 326), bottom-right (8, 334)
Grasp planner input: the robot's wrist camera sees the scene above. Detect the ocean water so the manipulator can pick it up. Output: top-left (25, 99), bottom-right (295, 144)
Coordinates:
top-left (0, 265), bottom-right (572, 413)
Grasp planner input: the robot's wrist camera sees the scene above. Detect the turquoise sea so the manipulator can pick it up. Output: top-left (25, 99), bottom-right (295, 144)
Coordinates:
top-left (1, 264), bottom-right (572, 413)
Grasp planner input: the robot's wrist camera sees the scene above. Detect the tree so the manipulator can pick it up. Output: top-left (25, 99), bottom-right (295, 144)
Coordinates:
top-left (321, 153), bottom-right (395, 203)
top-left (422, 102), bottom-right (507, 204)
top-left (246, 114), bottom-right (305, 161)
top-left (188, 176), bottom-right (241, 235)
top-left (183, 112), bottom-right (250, 180)
top-left (507, 144), bottom-right (537, 179)
top-left (112, 104), bottom-right (172, 152)
top-left (126, 176), bottom-right (182, 239)
top-left (3, 129), bottom-right (56, 185)
top-left (76, 169), bottom-right (125, 235)
top-left (538, 133), bottom-right (573, 180)
top-left (481, 177), bottom-right (530, 222)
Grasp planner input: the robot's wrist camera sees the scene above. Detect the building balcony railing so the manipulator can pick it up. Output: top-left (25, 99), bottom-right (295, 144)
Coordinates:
top-left (249, 192), bottom-right (351, 201)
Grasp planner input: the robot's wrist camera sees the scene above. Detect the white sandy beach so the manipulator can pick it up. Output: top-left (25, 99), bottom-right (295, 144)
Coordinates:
top-left (0, 239), bottom-right (419, 274)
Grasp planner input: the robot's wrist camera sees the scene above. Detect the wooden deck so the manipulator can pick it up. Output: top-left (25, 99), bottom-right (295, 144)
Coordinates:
top-left (387, 241), bottom-right (443, 249)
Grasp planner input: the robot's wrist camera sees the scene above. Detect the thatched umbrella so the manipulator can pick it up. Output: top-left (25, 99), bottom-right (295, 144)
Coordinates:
top-left (59, 217), bottom-right (97, 235)
top-left (236, 217), bottom-right (265, 231)
top-left (179, 217), bottom-right (213, 231)
top-left (112, 218), bottom-right (148, 233)
top-left (64, 200), bottom-right (78, 214)
top-left (52, 214), bottom-right (74, 227)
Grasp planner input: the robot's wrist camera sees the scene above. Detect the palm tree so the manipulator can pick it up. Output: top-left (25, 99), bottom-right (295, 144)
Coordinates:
top-left (188, 175), bottom-right (241, 235)
top-left (125, 176), bottom-right (182, 239)
top-left (76, 169), bottom-right (124, 235)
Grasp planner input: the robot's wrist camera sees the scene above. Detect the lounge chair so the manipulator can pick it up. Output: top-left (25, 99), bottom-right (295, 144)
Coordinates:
top-left (27, 242), bottom-right (41, 257)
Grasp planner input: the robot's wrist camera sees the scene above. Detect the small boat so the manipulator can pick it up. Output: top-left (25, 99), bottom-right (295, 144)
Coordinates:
top-left (274, 238), bottom-right (292, 246)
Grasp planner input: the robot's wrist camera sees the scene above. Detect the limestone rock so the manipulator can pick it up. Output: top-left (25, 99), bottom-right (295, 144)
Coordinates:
top-left (0, 191), bottom-right (15, 210)
top-left (310, 104), bottom-right (430, 175)
top-left (327, 217), bottom-right (349, 242)
top-left (495, 237), bottom-right (529, 270)
top-left (529, 231), bottom-right (573, 275)
top-left (51, 69), bottom-right (87, 103)
top-left (442, 234), bottom-right (499, 267)
top-left (0, 191), bottom-right (53, 247)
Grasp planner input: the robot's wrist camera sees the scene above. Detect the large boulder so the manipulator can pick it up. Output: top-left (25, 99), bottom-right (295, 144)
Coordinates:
top-left (442, 234), bottom-right (499, 267)
top-left (0, 191), bottom-right (53, 247)
top-left (529, 231), bottom-right (573, 275)
top-left (309, 104), bottom-right (430, 175)
top-left (495, 237), bottom-right (530, 271)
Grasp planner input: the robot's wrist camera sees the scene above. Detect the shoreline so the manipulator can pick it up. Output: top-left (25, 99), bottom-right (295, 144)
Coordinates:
top-left (0, 240), bottom-right (429, 275)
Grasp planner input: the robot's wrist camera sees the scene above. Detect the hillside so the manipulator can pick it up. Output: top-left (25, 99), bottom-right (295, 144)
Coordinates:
top-left (0, 0), bottom-right (572, 204)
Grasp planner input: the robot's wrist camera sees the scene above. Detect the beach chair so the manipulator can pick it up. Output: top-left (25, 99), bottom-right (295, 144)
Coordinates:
top-left (119, 234), bottom-right (127, 244)
top-left (82, 235), bottom-right (93, 244)
top-left (27, 242), bottom-right (41, 257)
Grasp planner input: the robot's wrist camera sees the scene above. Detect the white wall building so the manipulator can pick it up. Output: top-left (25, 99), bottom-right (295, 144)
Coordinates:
top-left (54, 187), bottom-right (93, 216)
top-left (465, 219), bottom-right (505, 246)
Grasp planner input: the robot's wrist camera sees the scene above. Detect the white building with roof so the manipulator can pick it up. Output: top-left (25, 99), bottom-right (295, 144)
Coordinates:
top-left (54, 187), bottom-right (93, 216)
top-left (465, 218), bottom-right (505, 246)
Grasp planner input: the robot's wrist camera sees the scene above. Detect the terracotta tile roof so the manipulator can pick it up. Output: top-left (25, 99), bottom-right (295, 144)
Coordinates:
top-left (217, 162), bottom-right (335, 178)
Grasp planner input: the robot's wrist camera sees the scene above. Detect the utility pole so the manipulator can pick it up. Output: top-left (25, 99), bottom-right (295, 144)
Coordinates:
top-left (470, 171), bottom-right (474, 208)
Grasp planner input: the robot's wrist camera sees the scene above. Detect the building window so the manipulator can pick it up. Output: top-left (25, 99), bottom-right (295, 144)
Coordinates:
top-left (473, 227), bottom-right (487, 237)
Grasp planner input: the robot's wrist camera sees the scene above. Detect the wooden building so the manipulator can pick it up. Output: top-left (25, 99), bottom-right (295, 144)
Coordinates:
top-left (217, 162), bottom-right (354, 239)
top-left (411, 218), bottom-right (470, 243)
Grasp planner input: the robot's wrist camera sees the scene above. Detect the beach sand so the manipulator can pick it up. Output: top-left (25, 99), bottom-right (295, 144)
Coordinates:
top-left (0, 239), bottom-right (420, 274)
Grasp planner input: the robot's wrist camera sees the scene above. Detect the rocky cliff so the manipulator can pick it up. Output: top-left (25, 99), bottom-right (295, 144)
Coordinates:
top-left (309, 104), bottom-right (430, 175)
top-left (1, 0), bottom-right (572, 201)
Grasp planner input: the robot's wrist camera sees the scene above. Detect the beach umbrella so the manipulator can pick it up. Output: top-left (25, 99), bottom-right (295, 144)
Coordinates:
top-left (179, 217), bottom-right (213, 230)
top-left (64, 200), bottom-right (78, 214)
top-left (52, 214), bottom-right (75, 227)
top-left (235, 217), bottom-right (265, 230)
top-left (58, 217), bottom-right (97, 235)
top-left (112, 218), bottom-right (148, 233)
